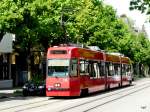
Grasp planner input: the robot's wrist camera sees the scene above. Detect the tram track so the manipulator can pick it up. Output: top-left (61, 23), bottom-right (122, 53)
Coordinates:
top-left (59, 82), bottom-right (150, 112)
top-left (1, 81), bottom-right (150, 112)
top-left (0, 97), bottom-right (62, 112)
top-left (14, 99), bottom-right (63, 112)
top-left (84, 84), bottom-right (150, 112)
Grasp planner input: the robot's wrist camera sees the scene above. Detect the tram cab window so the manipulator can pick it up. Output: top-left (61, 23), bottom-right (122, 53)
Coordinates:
top-left (70, 59), bottom-right (78, 76)
top-left (47, 59), bottom-right (69, 77)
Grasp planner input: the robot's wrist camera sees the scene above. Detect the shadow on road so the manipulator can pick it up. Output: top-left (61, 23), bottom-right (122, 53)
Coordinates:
top-left (50, 84), bottom-right (135, 100)
top-left (0, 89), bottom-right (44, 102)
top-left (0, 84), bottom-right (135, 102)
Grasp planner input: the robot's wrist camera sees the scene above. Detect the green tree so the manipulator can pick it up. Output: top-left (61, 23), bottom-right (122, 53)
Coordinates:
top-left (64, 0), bottom-right (129, 51)
top-left (1, 0), bottom-right (150, 80)
top-left (0, 0), bottom-right (48, 79)
top-left (0, 0), bottom-right (132, 78)
top-left (130, 0), bottom-right (150, 14)
top-left (0, 0), bottom-right (89, 79)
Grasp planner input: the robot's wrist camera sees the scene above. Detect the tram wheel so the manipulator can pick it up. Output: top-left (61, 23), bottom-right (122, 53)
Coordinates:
top-left (118, 83), bottom-right (121, 87)
top-left (81, 88), bottom-right (88, 96)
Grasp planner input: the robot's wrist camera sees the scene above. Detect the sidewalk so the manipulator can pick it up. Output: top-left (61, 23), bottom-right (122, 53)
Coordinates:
top-left (0, 88), bottom-right (22, 98)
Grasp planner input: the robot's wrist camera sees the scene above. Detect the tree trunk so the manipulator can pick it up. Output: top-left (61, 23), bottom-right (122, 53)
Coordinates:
top-left (0, 30), bottom-right (4, 42)
top-left (27, 56), bottom-right (32, 80)
top-left (27, 41), bottom-right (32, 81)
top-left (143, 65), bottom-right (149, 77)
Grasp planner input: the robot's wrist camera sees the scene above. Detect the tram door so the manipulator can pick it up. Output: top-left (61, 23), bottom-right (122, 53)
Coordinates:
top-left (105, 62), bottom-right (116, 87)
top-left (89, 61), bottom-right (105, 88)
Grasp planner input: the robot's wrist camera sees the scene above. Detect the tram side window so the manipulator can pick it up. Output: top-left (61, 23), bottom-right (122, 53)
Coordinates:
top-left (122, 64), bottom-right (130, 76)
top-left (80, 60), bottom-right (89, 75)
top-left (105, 62), bottom-right (115, 76)
top-left (88, 61), bottom-right (92, 75)
top-left (122, 64), bottom-right (126, 76)
top-left (126, 65), bottom-right (132, 76)
top-left (114, 63), bottom-right (121, 76)
top-left (70, 59), bottom-right (78, 76)
top-left (109, 63), bottom-right (114, 76)
top-left (85, 61), bottom-right (89, 74)
top-left (88, 61), bottom-right (100, 78)
top-left (93, 62), bottom-right (100, 78)
top-left (80, 60), bottom-right (85, 74)
top-left (98, 61), bottom-right (105, 76)
top-left (105, 62), bottom-right (110, 76)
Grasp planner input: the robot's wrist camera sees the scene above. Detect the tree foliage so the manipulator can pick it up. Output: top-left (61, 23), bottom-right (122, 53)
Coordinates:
top-left (1, 0), bottom-right (150, 78)
top-left (130, 0), bottom-right (150, 14)
top-left (117, 19), bottom-right (150, 66)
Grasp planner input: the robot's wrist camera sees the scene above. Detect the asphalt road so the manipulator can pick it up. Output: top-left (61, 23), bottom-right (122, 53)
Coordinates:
top-left (0, 78), bottom-right (150, 112)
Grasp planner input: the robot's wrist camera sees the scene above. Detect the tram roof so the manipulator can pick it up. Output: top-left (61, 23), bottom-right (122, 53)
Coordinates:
top-left (48, 46), bottom-right (104, 60)
top-left (48, 45), bottom-right (131, 64)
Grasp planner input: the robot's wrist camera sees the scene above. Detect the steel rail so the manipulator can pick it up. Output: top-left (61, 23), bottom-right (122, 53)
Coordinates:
top-left (1, 81), bottom-right (150, 112)
top-left (59, 82), bottom-right (150, 112)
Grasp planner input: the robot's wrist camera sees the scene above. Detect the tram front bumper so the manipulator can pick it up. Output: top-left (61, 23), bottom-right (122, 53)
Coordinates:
top-left (46, 88), bottom-right (80, 96)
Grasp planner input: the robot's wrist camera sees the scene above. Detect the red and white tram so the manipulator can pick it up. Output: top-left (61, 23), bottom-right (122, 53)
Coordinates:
top-left (46, 45), bottom-right (133, 96)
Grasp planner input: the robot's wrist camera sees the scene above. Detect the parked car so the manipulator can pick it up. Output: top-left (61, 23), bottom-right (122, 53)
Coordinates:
top-left (22, 81), bottom-right (46, 96)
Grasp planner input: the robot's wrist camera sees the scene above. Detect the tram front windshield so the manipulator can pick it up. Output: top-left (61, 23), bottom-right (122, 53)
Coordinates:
top-left (48, 59), bottom-right (70, 77)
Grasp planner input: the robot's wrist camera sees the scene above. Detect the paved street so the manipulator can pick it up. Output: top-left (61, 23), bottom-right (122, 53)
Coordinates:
top-left (0, 78), bottom-right (150, 112)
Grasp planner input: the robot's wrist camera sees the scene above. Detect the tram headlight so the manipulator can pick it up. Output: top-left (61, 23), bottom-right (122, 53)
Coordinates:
top-left (54, 83), bottom-right (61, 87)
top-left (48, 88), bottom-right (52, 91)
